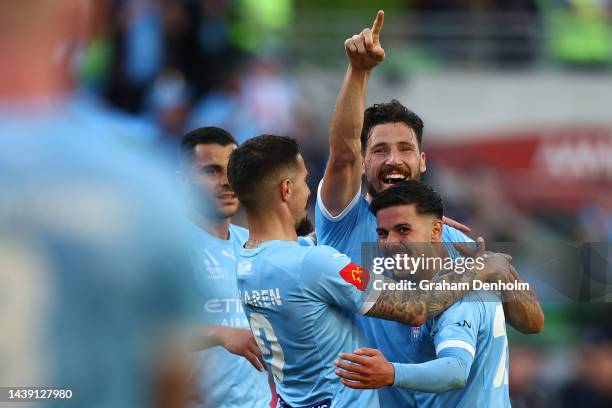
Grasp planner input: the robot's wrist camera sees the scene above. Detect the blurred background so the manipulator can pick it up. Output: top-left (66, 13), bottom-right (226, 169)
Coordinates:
top-left (4, 0), bottom-right (612, 406)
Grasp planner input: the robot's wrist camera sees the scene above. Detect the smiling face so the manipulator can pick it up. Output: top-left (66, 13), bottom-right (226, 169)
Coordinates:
top-left (375, 203), bottom-right (443, 278)
top-left (364, 122), bottom-right (427, 197)
top-left (181, 143), bottom-right (239, 220)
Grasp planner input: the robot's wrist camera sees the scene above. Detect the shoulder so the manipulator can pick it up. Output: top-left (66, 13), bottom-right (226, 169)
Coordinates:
top-left (437, 291), bottom-right (484, 322)
top-left (303, 244), bottom-right (344, 261)
top-left (315, 179), bottom-right (370, 223)
top-left (301, 245), bottom-right (353, 272)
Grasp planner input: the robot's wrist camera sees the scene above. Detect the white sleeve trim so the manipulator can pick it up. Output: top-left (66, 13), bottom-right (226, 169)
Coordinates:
top-left (317, 178), bottom-right (362, 222)
top-left (357, 278), bottom-right (381, 315)
top-left (436, 340), bottom-right (476, 358)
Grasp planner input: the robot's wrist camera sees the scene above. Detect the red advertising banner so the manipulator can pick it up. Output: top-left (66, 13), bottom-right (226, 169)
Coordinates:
top-left (429, 127), bottom-right (612, 212)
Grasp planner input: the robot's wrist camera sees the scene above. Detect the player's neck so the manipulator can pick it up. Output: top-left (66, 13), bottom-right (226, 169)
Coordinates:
top-left (245, 209), bottom-right (297, 246)
top-left (192, 211), bottom-right (231, 240)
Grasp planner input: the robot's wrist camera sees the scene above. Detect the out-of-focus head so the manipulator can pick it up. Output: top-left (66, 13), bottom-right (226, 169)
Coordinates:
top-left (0, 0), bottom-right (91, 98)
top-left (178, 127), bottom-right (239, 220)
top-left (361, 100), bottom-right (427, 198)
top-left (370, 180), bottom-right (443, 257)
top-left (228, 135), bottom-right (311, 233)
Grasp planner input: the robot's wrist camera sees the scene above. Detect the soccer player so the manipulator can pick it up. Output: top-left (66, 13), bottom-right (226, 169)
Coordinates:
top-left (226, 135), bottom-right (511, 407)
top-left (176, 127), bottom-right (272, 408)
top-left (335, 181), bottom-right (511, 407)
top-left (317, 10), bottom-right (544, 406)
top-left (1, 2), bottom-right (197, 407)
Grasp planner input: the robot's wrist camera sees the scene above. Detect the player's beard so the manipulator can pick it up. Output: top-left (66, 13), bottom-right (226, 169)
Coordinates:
top-left (295, 216), bottom-right (314, 236)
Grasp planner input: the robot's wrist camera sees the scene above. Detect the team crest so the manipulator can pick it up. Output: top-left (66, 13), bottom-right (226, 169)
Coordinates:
top-left (339, 262), bottom-right (369, 291)
top-left (412, 326), bottom-right (421, 339)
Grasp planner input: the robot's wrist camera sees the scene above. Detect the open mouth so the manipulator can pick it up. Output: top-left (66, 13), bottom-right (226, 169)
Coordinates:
top-left (381, 172), bottom-right (408, 185)
top-left (217, 192), bottom-right (236, 200)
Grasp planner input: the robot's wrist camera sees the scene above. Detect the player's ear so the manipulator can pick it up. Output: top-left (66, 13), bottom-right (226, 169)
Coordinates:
top-left (280, 178), bottom-right (291, 202)
top-left (175, 170), bottom-right (190, 194)
top-left (431, 218), bottom-right (443, 241)
top-left (419, 151), bottom-right (427, 174)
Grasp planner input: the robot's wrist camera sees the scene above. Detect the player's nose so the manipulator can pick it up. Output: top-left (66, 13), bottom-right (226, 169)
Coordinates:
top-left (385, 148), bottom-right (401, 165)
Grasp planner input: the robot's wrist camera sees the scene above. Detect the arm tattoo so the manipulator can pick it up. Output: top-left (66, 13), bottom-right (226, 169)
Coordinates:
top-left (365, 269), bottom-right (477, 326)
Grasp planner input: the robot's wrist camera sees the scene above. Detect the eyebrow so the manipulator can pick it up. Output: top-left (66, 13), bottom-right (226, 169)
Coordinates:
top-left (393, 223), bottom-right (412, 229)
top-left (201, 164), bottom-right (222, 171)
top-left (369, 142), bottom-right (388, 150)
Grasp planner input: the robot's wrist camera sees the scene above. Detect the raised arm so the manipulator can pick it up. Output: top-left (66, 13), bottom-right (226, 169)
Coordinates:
top-left (320, 10), bottom-right (385, 216)
top-left (502, 265), bottom-right (545, 333)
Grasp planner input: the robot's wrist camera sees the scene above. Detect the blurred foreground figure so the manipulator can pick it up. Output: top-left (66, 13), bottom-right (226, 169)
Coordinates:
top-left (0, 2), bottom-right (197, 407)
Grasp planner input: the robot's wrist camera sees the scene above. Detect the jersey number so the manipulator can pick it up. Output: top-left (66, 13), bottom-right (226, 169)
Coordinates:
top-left (249, 313), bottom-right (286, 382)
top-left (492, 304), bottom-right (509, 387)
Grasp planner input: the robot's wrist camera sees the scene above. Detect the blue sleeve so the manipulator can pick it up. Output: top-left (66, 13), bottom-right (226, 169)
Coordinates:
top-left (299, 246), bottom-right (377, 315)
top-left (314, 179), bottom-right (367, 248)
top-left (431, 294), bottom-right (482, 361)
top-left (392, 348), bottom-right (473, 392)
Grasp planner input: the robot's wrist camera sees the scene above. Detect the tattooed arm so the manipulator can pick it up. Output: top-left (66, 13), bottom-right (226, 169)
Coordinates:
top-left (365, 238), bottom-right (514, 326)
top-left (502, 265), bottom-right (544, 334)
top-left (365, 266), bottom-right (478, 326)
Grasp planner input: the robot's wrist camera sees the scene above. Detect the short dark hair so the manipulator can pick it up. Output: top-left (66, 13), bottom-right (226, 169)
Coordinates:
top-left (361, 100), bottom-right (425, 154)
top-left (180, 126), bottom-right (237, 162)
top-left (227, 135), bottom-right (300, 208)
top-left (370, 180), bottom-right (444, 219)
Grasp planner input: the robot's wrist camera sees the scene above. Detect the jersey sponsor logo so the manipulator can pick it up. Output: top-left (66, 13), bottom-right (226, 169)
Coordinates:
top-left (339, 262), bottom-right (369, 291)
top-left (237, 260), bottom-right (253, 276)
top-left (221, 249), bottom-right (236, 261)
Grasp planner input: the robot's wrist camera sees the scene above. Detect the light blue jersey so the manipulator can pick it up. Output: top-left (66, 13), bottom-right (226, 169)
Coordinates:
top-left (0, 94), bottom-right (197, 407)
top-left (315, 181), bottom-right (473, 408)
top-left (189, 223), bottom-right (271, 408)
top-left (237, 241), bottom-right (380, 408)
top-left (411, 290), bottom-right (511, 407)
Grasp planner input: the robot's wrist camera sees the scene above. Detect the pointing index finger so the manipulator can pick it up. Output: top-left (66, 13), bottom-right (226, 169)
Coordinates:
top-left (372, 10), bottom-right (384, 35)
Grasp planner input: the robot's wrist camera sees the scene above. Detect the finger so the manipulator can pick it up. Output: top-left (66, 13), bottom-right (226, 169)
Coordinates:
top-left (453, 242), bottom-right (475, 258)
top-left (249, 342), bottom-right (268, 370)
top-left (443, 216), bottom-right (472, 233)
top-left (353, 34), bottom-right (366, 54)
top-left (371, 10), bottom-right (384, 36)
top-left (335, 369), bottom-right (368, 382)
top-left (341, 378), bottom-right (370, 389)
top-left (475, 236), bottom-right (486, 254)
top-left (500, 252), bottom-right (513, 263)
top-left (345, 38), bottom-right (357, 54)
top-left (244, 351), bottom-right (264, 372)
top-left (362, 28), bottom-right (373, 51)
top-left (372, 46), bottom-right (385, 61)
top-left (354, 348), bottom-right (380, 357)
top-left (339, 352), bottom-right (369, 366)
top-left (335, 359), bottom-right (369, 375)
